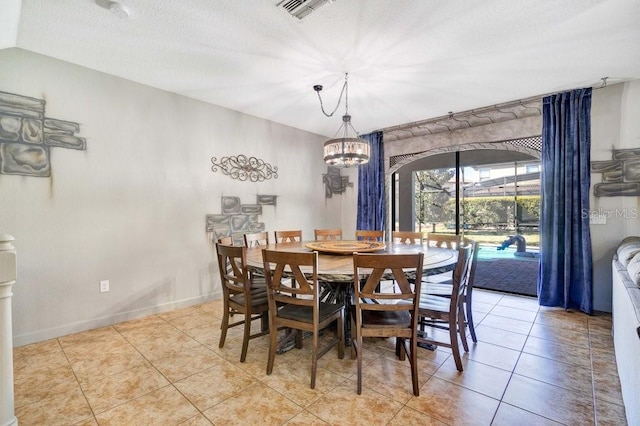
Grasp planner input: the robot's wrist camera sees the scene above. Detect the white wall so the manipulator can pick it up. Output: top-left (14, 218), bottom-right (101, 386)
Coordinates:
top-left (0, 48), bottom-right (350, 346)
top-left (591, 80), bottom-right (640, 312)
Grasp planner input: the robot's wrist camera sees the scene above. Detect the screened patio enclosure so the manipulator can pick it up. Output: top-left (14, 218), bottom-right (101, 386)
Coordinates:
top-left (392, 149), bottom-right (541, 249)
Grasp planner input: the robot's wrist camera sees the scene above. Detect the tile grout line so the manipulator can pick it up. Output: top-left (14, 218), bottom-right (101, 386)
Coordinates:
top-left (13, 295), bottom-right (622, 425)
top-left (57, 332), bottom-right (101, 424)
top-left (588, 318), bottom-right (600, 426)
top-left (113, 311), bottom-right (227, 424)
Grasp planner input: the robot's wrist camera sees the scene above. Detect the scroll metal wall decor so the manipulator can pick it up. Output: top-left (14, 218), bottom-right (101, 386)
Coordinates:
top-left (0, 90), bottom-right (86, 177)
top-left (211, 154), bottom-right (278, 182)
top-left (591, 148), bottom-right (640, 196)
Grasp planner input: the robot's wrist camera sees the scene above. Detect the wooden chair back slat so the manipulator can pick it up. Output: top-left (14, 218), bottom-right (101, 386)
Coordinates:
top-left (355, 229), bottom-right (384, 241)
top-left (274, 230), bottom-right (302, 243)
top-left (427, 232), bottom-right (461, 249)
top-left (354, 253), bottom-right (424, 305)
top-left (392, 231), bottom-right (425, 245)
top-left (244, 231), bottom-right (270, 248)
top-left (314, 229), bottom-right (342, 241)
top-left (216, 243), bottom-right (249, 293)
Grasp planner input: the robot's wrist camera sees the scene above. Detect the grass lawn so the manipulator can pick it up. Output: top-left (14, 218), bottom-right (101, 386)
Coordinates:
top-left (415, 224), bottom-right (540, 248)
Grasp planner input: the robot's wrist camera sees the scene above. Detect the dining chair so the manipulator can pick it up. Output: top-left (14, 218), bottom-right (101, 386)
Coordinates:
top-left (390, 231), bottom-right (425, 291)
top-left (314, 228), bottom-right (342, 241)
top-left (355, 229), bottom-right (384, 241)
top-left (274, 230), bottom-right (302, 243)
top-left (243, 231), bottom-right (271, 282)
top-left (417, 241), bottom-right (475, 371)
top-left (422, 233), bottom-right (461, 284)
top-left (426, 232), bottom-right (461, 249)
top-left (244, 231), bottom-right (270, 247)
top-left (392, 231), bottom-right (425, 245)
top-left (421, 237), bottom-right (479, 343)
top-left (425, 232), bottom-right (462, 284)
top-left (351, 252), bottom-right (423, 396)
top-left (461, 238), bottom-right (479, 343)
top-left (262, 249), bottom-right (345, 389)
top-left (215, 242), bottom-right (270, 362)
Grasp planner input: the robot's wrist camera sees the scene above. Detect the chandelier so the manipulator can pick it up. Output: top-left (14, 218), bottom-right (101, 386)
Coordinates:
top-left (313, 73), bottom-right (370, 168)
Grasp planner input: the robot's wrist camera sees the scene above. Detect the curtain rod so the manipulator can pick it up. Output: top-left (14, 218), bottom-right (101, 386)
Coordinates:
top-left (378, 77), bottom-right (609, 134)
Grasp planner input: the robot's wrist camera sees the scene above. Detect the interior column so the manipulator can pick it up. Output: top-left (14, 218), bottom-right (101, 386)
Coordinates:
top-left (0, 234), bottom-right (17, 426)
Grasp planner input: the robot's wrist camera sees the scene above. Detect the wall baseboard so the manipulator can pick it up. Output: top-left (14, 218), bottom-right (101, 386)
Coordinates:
top-left (13, 291), bottom-right (222, 347)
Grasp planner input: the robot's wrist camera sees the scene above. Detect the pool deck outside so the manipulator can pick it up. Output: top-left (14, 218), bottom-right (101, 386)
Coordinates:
top-left (474, 245), bottom-right (539, 297)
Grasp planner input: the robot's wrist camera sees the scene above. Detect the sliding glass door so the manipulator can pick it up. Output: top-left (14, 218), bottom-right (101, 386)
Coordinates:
top-left (393, 149), bottom-right (540, 248)
top-left (391, 149), bottom-right (541, 297)
top-left (414, 167), bottom-right (456, 233)
top-left (459, 157), bottom-right (540, 250)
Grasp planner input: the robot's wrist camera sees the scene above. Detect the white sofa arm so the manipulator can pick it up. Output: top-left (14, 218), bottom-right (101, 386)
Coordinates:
top-left (612, 257), bottom-right (640, 424)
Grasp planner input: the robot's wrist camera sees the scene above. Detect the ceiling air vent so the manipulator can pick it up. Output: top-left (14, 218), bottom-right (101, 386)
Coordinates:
top-left (276, 0), bottom-right (333, 20)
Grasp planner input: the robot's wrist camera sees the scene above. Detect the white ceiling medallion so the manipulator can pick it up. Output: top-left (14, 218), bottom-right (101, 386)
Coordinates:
top-left (95, 0), bottom-right (130, 19)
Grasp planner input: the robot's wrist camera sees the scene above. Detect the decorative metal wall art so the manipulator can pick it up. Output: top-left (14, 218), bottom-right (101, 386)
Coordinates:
top-left (323, 166), bottom-right (353, 198)
top-left (211, 154), bottom-right (278, 182)
top-left (0, 90), bottom-right (86, 177)
top-left (591, 147), bottom-right (640, 196)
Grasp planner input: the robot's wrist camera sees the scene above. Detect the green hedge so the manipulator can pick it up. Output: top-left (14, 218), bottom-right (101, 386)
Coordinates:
top-left (443, 195), bottom-right (540, 225)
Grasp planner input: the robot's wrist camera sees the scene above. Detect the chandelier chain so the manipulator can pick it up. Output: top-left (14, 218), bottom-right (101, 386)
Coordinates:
top-left (316, 73), bottom-right (349, 117)
top-left (314, 72), bottom-right (370, 168)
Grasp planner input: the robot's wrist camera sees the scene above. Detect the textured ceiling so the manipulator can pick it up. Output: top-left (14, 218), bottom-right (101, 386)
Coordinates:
top-left (7, 0), bottom-right (640, 137)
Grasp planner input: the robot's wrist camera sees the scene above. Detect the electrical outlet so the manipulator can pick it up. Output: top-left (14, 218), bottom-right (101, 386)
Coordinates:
top-left (100, 280), bottom-right (110, 292)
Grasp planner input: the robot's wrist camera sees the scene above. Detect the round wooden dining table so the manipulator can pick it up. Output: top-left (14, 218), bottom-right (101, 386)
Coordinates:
top-left (245, 240), bottom-right (458, 282)
top-left (245, 240), bottom-right (457, 348)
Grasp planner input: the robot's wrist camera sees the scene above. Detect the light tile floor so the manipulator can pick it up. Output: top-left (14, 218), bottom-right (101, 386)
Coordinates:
top-left (13, 289), bottom-right (628, 425)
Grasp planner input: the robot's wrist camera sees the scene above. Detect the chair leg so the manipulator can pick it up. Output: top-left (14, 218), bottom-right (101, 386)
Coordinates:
top-left (219, 304), bottom-right (230, 349)
top-left (350, 313), bottom-right (357, 360)
top-left (345, 286), bottom-right (354, 346)
top-left (337, 314), bottom-right (345, 359)
top-left (310, 330), bottom-right (319, 389)
top-left (466, 297), bottom-right (477, 343)
top-left (266, 316), bottom-right (278, 375)
top-left (295, 330), bottom-right (303, 349)
top-left (240, 311), bottom-right (252, 362)
top-left (409, 338), bottom-right (419, 397)
top-left (458, 306), bottom-right (469, 353)
top-left (356, 334), bottom-right (363, 395)
top-left (450, 312), bottom-right (463, 372)
top-left (396, 338), bottom-right (406, 361)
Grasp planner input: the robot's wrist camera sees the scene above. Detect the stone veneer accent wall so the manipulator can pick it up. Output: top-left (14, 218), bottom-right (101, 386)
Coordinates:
top-left (0, 90), bottom-right (86, 177)
top-left (592, 148), bottom-right (640, 196)
top-left (206, 195), bottom-right (277, 245)
top-left (383, 101), bottom-right (543, 174)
